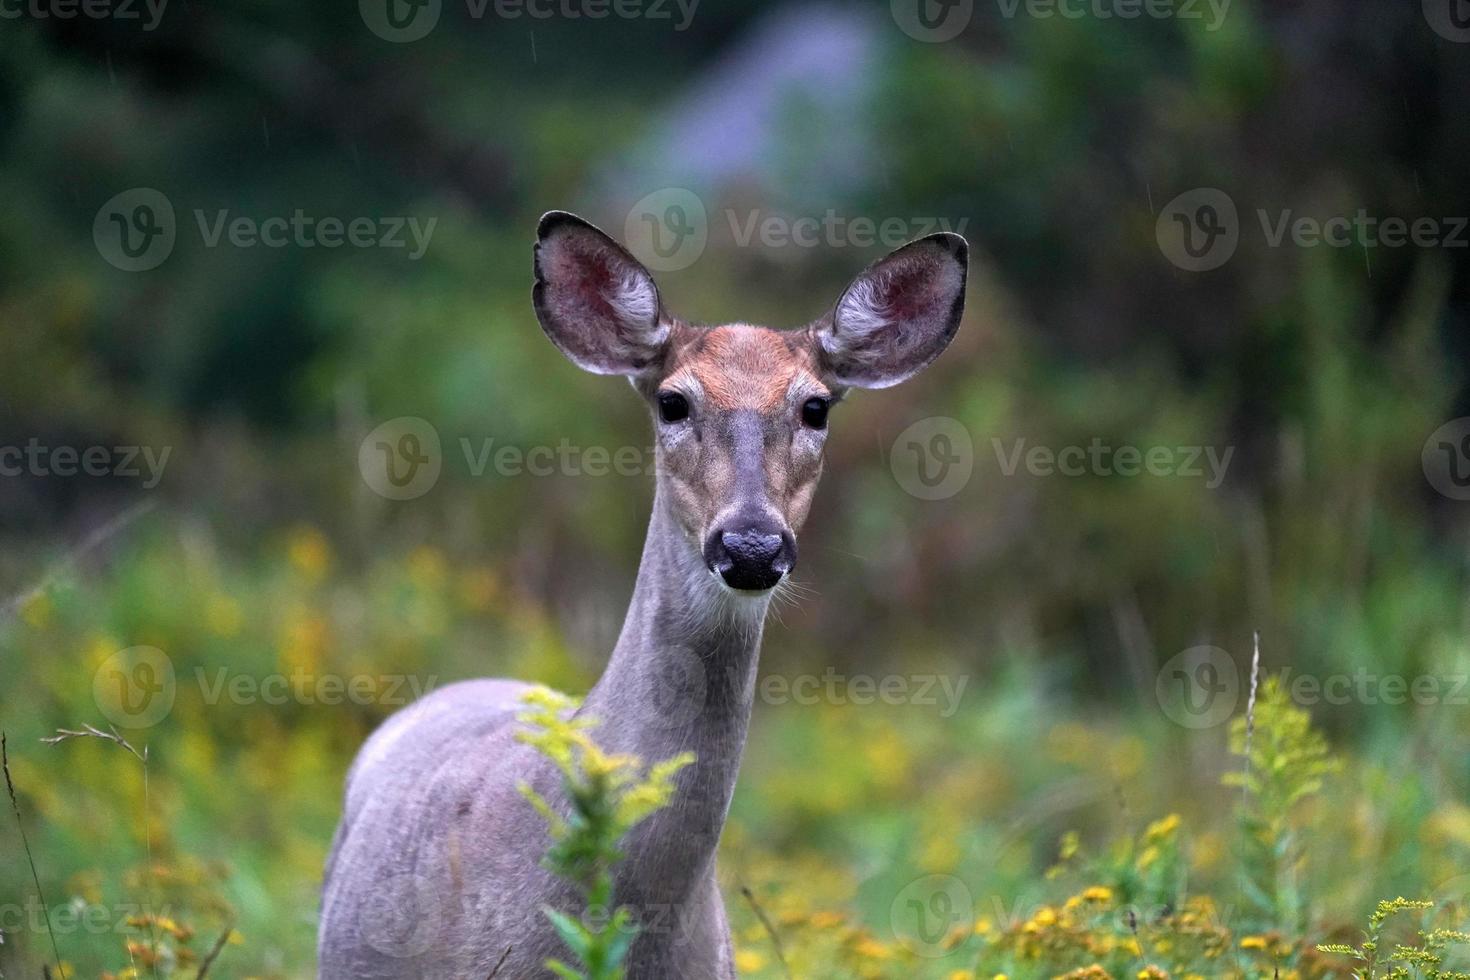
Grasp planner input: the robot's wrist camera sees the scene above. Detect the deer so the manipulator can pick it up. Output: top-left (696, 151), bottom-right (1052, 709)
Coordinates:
top-left (317, 210), bottom-right (967, 979)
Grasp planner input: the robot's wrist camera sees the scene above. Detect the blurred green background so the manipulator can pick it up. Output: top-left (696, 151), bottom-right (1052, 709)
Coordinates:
top-left (4, 0), bottom-right (1470, 976)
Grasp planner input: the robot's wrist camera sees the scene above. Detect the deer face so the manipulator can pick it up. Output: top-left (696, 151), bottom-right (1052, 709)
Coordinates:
top-left (532, 211), bottom-right (967, 594)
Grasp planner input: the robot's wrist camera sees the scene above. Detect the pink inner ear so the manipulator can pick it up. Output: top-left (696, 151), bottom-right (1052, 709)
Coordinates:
top-left (549, 240), bottom-right (622, 322)
top-left (879, 262), bottom-right (946, 321)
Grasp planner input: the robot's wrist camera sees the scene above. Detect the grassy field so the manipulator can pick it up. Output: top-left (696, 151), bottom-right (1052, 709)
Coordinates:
top-left (3, 523), bottom-right (1469, 979)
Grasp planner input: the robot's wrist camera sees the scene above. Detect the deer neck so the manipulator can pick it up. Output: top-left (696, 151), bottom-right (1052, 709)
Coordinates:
top-left (579, 484), bottom-right (770, 905)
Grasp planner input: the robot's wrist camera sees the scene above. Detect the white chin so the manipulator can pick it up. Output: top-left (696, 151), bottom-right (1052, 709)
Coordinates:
top-left (707, 568), bottom-right (780, 598)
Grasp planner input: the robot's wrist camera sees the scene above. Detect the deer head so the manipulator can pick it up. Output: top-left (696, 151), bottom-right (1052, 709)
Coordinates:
top-left (532, 210), bottom-right (967, 594)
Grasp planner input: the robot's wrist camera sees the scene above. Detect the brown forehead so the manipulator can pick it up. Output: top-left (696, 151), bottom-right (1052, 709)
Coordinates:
top-left (664, 324), bottom-right (822, 411)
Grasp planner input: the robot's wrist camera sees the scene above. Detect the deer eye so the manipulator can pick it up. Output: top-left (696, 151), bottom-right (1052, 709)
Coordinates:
top-left (657, 391), bottom-right (690, 423)
top-left (801, 397), bottom-right (830, 429)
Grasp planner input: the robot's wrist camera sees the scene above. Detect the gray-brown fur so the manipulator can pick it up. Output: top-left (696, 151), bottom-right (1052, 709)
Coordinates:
top-left (317, 211), bottom-right (966, 979)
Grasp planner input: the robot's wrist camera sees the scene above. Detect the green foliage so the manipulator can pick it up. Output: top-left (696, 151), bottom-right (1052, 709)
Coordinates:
top-left (1319, 898), bottom-right (1470, 980)
top-left (3, 536), bottom-right (1470, 978)
top-left (1222, 675), bottom-right (1342, 935)
top-left (515, 687), bottom-right (694, 980)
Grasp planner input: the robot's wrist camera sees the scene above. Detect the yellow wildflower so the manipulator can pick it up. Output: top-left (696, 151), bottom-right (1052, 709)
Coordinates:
top-left (734, 949), bottom-right (766, 972)
top-left (850, 935), bottom-right (890, 959)
top-left (407, 545), bottom-right (448, 588)
top-left (20, 591), bottom-right (52, 628)
top-left (286, 525), bottom-right (331, 579)
top-left (205, 593), bottom-right (243, 637)
top-left (1144, 813), bottom-right (1181, 843)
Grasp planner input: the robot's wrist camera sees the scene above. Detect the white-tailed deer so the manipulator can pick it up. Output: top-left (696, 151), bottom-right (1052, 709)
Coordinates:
top-left (318, 211), bottom-right (967, 979)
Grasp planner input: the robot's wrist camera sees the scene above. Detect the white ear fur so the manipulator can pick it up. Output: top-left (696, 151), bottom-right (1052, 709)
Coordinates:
top-left (816, 233), bottom-right (968, 389)
top-left (533, 211), bottom-right (668, 376)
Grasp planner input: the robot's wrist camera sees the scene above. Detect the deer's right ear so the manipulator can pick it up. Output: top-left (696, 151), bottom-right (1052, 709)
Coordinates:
top-left (533, 211), bottom-right (669, 377)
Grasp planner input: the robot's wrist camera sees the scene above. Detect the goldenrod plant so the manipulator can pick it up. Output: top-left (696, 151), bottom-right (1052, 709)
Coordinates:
top-left (515, 688), bottom-right (695, 980)
top-left (1318, 898), bottom-right (1470, 980)
top-left (1222, 676), bottom-right (1341, 939)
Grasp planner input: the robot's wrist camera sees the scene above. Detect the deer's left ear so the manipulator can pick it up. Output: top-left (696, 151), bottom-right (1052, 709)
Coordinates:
top-left (812, 233), bottom-right (967, 389)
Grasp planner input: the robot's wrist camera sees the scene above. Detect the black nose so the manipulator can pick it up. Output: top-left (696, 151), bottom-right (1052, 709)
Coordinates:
top-left (704, 522), bottom-right (796, 591)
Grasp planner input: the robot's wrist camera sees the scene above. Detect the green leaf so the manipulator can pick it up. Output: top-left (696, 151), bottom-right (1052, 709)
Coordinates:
top-left (604, 916), bottom-right (638, 968)
top-left (544, 906), bottom-right (593, 962)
